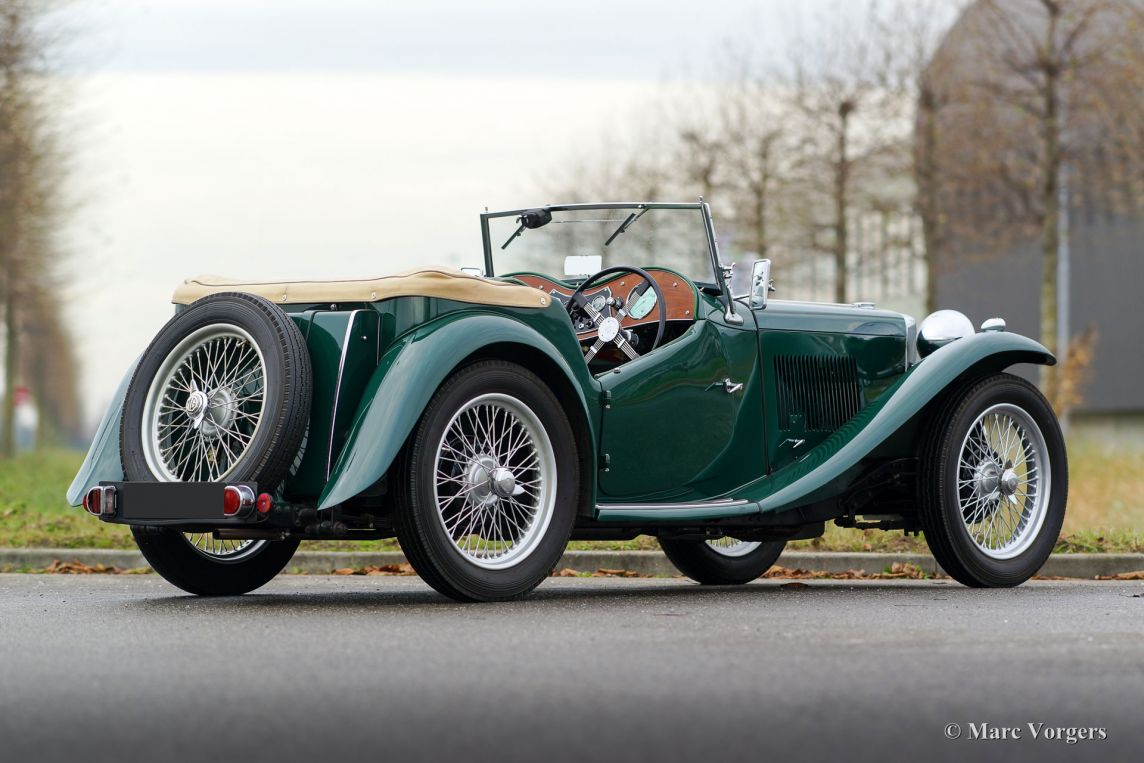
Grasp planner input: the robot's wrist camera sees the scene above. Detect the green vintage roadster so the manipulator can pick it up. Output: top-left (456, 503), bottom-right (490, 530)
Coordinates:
top-left (68, 202), bottom-right (1067, 601)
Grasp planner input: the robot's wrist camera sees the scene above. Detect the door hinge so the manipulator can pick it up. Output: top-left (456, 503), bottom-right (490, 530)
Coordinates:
top-left (599, 453), bottom-right (611, 472)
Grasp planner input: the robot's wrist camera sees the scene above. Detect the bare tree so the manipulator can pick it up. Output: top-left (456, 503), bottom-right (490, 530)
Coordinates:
top-left (878, 0), bottom-right (974, 312)
top-left (962, 0), bottom-right (1118, 402)
top-left (1, 0), bottom-right (73, 454)
top-left (780, 2), bottom-right (908, 304)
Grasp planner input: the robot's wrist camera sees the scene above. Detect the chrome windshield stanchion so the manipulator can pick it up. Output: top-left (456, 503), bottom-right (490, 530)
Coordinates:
top-left (700, 198), bottom-right (743, 326)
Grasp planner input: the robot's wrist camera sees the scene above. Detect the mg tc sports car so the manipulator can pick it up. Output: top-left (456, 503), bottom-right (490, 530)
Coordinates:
top-left (68, 201), bottom-right (1067, 602)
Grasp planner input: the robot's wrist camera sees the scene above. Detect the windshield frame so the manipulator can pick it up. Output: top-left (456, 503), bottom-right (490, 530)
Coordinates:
top-left (479, 201), bottom-right (734, 311)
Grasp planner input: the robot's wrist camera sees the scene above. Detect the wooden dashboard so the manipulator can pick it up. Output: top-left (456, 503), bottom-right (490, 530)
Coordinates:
top-left (507, 269), bottom-right (699, 337)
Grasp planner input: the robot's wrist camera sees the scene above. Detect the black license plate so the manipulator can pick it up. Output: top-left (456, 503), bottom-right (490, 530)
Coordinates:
top-left (100, 481), bottom-right (257, 526)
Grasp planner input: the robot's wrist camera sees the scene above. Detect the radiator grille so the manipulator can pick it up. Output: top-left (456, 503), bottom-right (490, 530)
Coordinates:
top-left (774, 355), bottom-right (862, 432)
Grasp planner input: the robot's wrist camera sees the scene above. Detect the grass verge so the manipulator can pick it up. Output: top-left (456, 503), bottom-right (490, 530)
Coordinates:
top-left (3, 447), bottom-right (1141, 553)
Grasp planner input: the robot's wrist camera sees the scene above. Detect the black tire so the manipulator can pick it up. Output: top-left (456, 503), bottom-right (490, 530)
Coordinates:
top-left (395, 360), bottom-right (579, 602)
top-left (121, 292), bottom-right (312, 596)
top-left (660, 538), bottom-right (786, 585)
top-left (130, 527), bottom-right (301, 596)
top-left (919, 373), bottom-right (1067, 587)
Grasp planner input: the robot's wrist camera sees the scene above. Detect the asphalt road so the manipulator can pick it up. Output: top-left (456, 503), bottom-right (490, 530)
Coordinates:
top-left (1, 574), bottom-right (1141, 763)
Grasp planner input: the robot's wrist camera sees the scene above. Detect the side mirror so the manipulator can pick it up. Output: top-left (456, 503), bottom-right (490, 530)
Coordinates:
top-left (750, 259), bottom-right (773, 309)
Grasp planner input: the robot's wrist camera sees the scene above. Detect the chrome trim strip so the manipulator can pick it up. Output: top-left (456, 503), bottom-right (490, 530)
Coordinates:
top-left (326, 309), bottom-right (367, 478)
top-left (596, 498), bottom-right (750, 512)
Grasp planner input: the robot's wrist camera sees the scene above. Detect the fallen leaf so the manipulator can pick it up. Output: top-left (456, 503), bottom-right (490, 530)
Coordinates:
top-left (332, 564), bottom-right (416, 576)
top-left (592, 568), bottom-right (645, 578)
top-left (762, 562), bottom-right (936, 581)
top-left (43, 560), bottom-right (124, 575)
top-left (1096, 570), bottom-right (1144, 581)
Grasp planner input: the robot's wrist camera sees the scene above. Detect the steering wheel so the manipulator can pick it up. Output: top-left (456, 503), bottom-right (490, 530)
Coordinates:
top-left (567, 266), bottom-right (666, 363)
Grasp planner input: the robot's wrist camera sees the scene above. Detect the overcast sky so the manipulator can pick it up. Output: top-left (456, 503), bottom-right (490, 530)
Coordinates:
top-left (72, 0), bottom-right (835, 76)
top-left (56, 0), bottom-right (874, 427)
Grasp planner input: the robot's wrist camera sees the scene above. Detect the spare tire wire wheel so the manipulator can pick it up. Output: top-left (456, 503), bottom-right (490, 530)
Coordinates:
top-left (141, 324), bottom-right (268, 484)
top-left (120, 292), bottom-right (311, 593)
top-left (140, 323), bottom-right (269, 560)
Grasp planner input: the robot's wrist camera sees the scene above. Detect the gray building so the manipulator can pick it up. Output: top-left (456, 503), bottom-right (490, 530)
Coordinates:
top-left (924, 0), bottom-right (1144, 446)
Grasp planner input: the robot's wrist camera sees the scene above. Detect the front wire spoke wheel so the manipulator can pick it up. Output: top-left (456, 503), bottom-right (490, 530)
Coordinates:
top-left (433, 393), bottom-right (557, 570)
top-left (704, 537), bottom-right (763, 558)
top-left (956, 403), bottom-right (1050, 560)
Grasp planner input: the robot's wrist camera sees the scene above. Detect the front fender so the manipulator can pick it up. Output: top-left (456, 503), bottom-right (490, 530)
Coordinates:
top-left (317, 311), bottom-right (595, 509)
top-left (742, 331), bottom-right (1054, 514)
top-left (66, 357), bottom-right (140, 506)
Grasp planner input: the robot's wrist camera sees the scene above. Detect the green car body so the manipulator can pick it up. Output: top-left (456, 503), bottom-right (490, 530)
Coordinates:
top-left (70, 202), bottom-right (1054, 544)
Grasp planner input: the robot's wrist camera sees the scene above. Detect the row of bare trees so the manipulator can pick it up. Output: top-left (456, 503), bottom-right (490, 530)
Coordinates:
top-left (1, 0), bottom-right (80, 455)
top-left (540, 0), bottom-right (1144, 412)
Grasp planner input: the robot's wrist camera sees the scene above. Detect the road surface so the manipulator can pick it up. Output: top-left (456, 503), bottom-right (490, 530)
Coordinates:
top-left (1, 574), bottom-right (1140, 762)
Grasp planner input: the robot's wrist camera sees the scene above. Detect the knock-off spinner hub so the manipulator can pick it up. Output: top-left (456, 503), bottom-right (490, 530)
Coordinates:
top-left (185, 390), bottom-right (209, 417)
top-left (1000, 468), bottom-right (1020, 496)
top-left (491, 467), bottom-right (516, 498)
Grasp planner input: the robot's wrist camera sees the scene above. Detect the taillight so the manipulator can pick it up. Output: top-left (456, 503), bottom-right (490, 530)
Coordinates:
top-left (83, 486), bottom-right (115, 517)
top-left (256, 493), bottom-right (273, 515)
top-left (223, 485), bottom-right (255, 518)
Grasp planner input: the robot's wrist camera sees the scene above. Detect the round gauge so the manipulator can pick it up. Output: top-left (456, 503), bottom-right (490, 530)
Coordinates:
top-left (589, 294), bottom-right (608, 312)
top-left (627, 286), bottom-right (658, 320)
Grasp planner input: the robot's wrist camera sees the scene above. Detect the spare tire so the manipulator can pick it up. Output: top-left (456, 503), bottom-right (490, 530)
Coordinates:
top-left (120, 293), bottom-right (312, 596)
top-left (120, 292), bottom-right (312, 490)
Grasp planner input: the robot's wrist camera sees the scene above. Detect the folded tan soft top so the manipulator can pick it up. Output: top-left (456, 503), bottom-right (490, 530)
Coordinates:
top-left (172, 266), bottom-right (551, 309)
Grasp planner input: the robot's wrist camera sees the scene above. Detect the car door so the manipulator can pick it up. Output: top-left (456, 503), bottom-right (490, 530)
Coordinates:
top-left (596, 309), bottom-right (765, 502)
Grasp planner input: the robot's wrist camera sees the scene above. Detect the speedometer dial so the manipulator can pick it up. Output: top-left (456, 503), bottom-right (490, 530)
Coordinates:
top-left (627, 286), bottom-right (658, 319)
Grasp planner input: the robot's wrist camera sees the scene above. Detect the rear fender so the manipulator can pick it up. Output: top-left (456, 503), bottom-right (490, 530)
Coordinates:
top-left (318, 311), bottom-right (597, 509)
top-left (742, 331), bottom-right (1055, 514)
top-left (66, 357), bottom-right (139, 506)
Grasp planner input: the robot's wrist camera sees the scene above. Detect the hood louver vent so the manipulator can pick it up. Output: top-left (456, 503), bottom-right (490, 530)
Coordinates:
top-left (774, 355), bottom-right (862, 432)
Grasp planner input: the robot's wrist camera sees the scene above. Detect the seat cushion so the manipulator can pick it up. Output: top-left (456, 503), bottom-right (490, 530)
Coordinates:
top-left (172, 266), bottom-right (552, 309)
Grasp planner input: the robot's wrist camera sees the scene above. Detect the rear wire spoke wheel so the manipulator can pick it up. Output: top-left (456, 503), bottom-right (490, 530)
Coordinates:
top-left (183, 533), bottom-right (260, 561)
top-left (120, 293), bottom-right (312, 595)
top-left (919, 373), bottom-right (1067, 588)
top-left (661, 536), bottom-right (786, 585)
top-left (433, 394), bottom-right (557, 570)
top-left (396, 361), bottom-right (579, 602)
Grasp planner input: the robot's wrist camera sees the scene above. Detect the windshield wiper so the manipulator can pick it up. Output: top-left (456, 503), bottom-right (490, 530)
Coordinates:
top-left (604, 206), bottom-right (648, 247)
top-left (501, 222), bottom-right (526, 250)
top-left (501, 207), bottom-right (553, 250)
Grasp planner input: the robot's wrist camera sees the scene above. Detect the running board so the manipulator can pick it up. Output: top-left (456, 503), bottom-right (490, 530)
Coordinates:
top-left (595, 498), bottom-right (757, 522)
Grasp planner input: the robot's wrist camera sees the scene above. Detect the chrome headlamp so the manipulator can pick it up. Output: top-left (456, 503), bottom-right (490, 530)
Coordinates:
top-left (918, 310), bottom-right (975, 357)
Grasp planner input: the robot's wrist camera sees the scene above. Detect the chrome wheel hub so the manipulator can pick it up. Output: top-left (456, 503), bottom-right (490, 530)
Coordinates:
top-left (464, 455), bottom-right (500, 506)
top-left (973, 460), bottom-right (1001, 497)
top-left (433, 393), bottom-right (556, 570)
top-left (956, 403), bottom-right (1051, 560)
